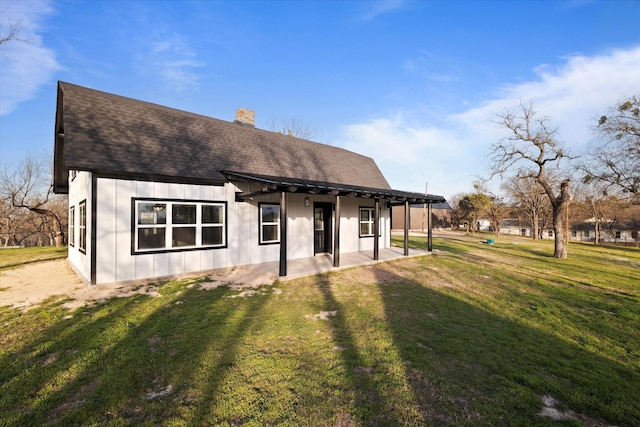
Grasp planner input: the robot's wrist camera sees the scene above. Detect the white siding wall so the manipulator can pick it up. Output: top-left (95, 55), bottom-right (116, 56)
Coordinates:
top-left (67, 171), bottom-right (92, 282)
top-left (339, 197), bottom-right (372, 253)
top-left (76, 177), bottom-right (391, 285)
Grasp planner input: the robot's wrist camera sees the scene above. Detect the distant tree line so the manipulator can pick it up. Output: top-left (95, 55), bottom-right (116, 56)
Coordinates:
top-left (449, 187), bottom-right (640, 246)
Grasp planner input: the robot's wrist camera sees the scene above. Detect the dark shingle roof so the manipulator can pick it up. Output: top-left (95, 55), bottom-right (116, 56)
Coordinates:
top-left (54, 82), bottom-right (391, 192)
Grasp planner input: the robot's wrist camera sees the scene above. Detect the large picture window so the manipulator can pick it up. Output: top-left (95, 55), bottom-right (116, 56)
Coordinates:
top-left (259, 203), bottom-right (280, 244)
top-left (79, 200), bottom-right (87, 253)
top-left (359, 207), bottom-right (379, 237)
top-left (134, 199), bottom-right (226, 253)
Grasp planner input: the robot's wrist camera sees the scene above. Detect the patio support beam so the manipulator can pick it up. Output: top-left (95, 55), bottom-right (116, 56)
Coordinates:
top-left (279, 191), bottom-right (287, 276)
top-left (404, 200), bottom-right (410, 256)
top-left (333, 196), bottom-right (341, 267)
top-left (373, 198), bottom-right (379, 260)
top-left (427, 202), bottom-right (433, 252)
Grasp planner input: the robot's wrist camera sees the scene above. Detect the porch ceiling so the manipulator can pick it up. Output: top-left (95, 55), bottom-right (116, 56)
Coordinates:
top-left (222, 170), bottom-right (446, 205)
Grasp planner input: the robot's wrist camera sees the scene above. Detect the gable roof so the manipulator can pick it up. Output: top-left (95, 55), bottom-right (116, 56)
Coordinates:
top-left (53, 82), bottom-right (446, 204)
top-left (54, 81), bottom-right (391, 193)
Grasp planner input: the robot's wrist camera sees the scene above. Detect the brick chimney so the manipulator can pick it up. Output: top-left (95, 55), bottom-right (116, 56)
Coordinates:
top-left (234, 108), bottom-right (255, 128)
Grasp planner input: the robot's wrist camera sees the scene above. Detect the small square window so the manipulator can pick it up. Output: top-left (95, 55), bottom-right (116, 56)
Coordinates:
top-left (260, 204), bottom-right (280, 244)
top-left (172, 204), bottom-right (196, 224)
top-left (359, 207), bottom-right (376, 237)
top-left (138, 228), bottom-right (166, 249)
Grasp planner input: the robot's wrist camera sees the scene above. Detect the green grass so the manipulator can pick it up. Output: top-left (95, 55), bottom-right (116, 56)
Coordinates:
top-left (0, 246), bottom-right (68, 271)
top-left (1, 233), bottom-right (638, 426)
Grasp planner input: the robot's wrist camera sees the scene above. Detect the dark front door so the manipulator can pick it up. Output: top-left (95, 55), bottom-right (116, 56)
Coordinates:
top-left (314, 203), bottom-right (332, 254)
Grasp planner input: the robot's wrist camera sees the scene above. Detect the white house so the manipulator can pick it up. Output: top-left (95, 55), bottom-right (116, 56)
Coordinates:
top-left (54, 82), bottom-right (446, 285)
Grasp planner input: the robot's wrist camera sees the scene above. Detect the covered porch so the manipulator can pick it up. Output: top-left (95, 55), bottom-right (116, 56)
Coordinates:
top-left (245, 245), bottom-right (430, 281)
top-left (223, 170), bottom-right (446, 277)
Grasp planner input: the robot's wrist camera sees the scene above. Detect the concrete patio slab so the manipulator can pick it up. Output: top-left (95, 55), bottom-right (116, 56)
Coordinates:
top-left (246, 247), bottom-right (431, 281)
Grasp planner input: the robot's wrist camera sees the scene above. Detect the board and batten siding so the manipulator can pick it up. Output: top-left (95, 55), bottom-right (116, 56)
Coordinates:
top-left (94, 177), bottom-right (243, 284)
top-left (67, 171), bottom-right (92, 282)
top-left (73, 175), bottom-right (391, 285)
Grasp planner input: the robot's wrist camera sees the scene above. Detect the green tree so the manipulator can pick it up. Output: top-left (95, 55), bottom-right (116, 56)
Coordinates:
top-left (458, 193), bottom-right (491, 234)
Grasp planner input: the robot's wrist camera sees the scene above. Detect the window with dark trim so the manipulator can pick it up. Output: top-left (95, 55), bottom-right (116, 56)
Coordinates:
top-left (359, 207), bottom-right (379, 237)
top-left (259, 203), bottom-right (280, 244)
top-left (69, 206), bottom-right (75, 247)
top-left (133, 199), bottom-right (226, 253)
top-left (79, 200), bottom-right (86, 253)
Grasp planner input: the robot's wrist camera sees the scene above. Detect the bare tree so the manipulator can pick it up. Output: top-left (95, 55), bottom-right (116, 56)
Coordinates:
top-left (448, 193), bottom-right (464, 230)
top-left (1, 154), bottom-right (66, 247)
top-left (0, 10), bottom-right (21, 47)
top-left (270, 116), bottom-right (319, 140)
top-left (579, 95), bottom-right (640, 201)
top-left (490, 101), bottom-right (572, 258)
top-left (486, 195), bottom-right (509, 236)
top-left (502, 171), bottom-right (553, 240)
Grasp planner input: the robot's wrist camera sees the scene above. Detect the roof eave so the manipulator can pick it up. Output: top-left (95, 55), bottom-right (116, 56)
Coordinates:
top-left (222, 170), bottom-right (446, 204)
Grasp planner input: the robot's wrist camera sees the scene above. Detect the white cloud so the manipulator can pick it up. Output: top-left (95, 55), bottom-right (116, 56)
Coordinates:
top-left (457, 47), bottom-right (640, 149)
top-left (0, 0), bottom-right (60, 115)
top-left (137, 32), bottom-right (203, 92)
top-left (337, 114), bottom-right (471, 197)
top-left (335, 46), bottom-right (640, 199)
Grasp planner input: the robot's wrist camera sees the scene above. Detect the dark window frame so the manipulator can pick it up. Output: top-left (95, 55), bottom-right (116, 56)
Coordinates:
top-left (79, 200), bottom-right (87, 254)
top-left (358, 206), bottom-right (381, 238)
top-left (131, 198), bottom-right (227, 255)
top-left (259, 203), bottom-right (280, 245)
top-left (69, 205), bottom-right (75, 247)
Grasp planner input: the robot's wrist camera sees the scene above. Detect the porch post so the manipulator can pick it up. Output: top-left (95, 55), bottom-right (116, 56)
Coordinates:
top-left (333, 195), bottom-right (341, 267)
top-left (427, 201), bottom-right (433, 252)
top-left (279, 191), bottom-right (287, 276)
top-left (373, 198), bottom-right (379, 260)
top-left (404, 200), bottom-right (410, 256)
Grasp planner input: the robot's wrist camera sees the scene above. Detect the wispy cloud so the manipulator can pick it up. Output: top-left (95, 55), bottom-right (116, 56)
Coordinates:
top-left (359, 0), bottom-right (408, 21)
top-left (0, 0), bottom-right (60, 115)
top-left (336, 46), bottom-right (640, 198)
top-left (136, 31), bottom-right (203, 92)
top-left (337, 114), bottom-right (467, 196)
top-left (457, 47), bottom-right (640, 150)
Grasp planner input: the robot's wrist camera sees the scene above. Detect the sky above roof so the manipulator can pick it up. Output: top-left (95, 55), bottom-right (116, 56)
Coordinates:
top-left (1, 0), bottom-right (639, 199)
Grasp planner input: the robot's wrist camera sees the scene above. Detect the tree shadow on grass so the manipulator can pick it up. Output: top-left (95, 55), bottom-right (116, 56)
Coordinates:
top-left (0, 278), bottom-right (274, 426)
top-left (371, 266), bottom-right (640, 426)
top-left (314, 276), bottom-right (406, 425)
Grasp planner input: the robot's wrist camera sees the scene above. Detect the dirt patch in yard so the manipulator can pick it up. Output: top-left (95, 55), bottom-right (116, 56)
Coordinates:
top-left (0, 259), bottom-right (85, 309)
top-left (0, 259), bottom-right (278, 311)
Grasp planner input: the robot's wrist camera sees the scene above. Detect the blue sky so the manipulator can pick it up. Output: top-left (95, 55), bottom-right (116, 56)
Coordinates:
top-left (1, 0), bottom-right (639, 199)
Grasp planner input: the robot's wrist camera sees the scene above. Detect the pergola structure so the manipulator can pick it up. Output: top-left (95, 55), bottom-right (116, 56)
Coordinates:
top-left (223, 171), bottom-right (446, 276)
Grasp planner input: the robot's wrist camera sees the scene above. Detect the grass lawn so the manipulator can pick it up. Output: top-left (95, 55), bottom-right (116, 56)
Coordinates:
top-left (1, 234), bottom-right (638, 426)
top-left (0, 246), bottom-right (68, 271)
